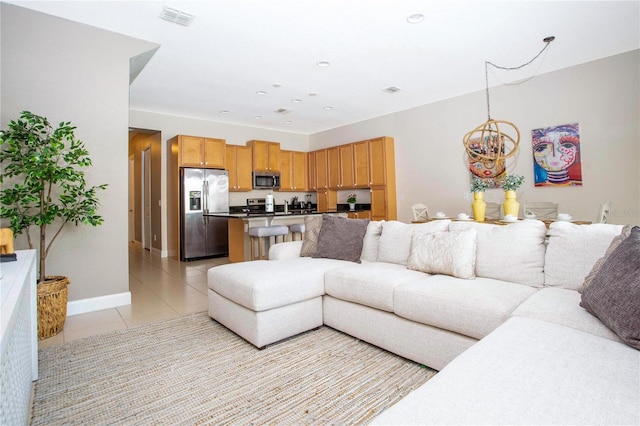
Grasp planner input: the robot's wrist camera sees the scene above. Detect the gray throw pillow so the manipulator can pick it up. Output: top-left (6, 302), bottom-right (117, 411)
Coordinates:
top-left (313, 214), bottom-right (370, 263)
top-left (300, 215), bottom-right (323, 257)
top-left (581, 225), bottom-right (633, 293)
top-left (580, 226), bottom-right (640, 350)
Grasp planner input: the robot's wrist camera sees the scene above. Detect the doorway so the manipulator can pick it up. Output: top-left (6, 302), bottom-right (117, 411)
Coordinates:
top-left (142, 147), bottom-right (152, 250)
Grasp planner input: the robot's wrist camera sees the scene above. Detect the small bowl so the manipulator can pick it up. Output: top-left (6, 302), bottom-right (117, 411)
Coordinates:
top-left (435, 212), bottom-right (446, 218)
top-left (503, 215), bottom-right (518, 223)
top-left (557, 213), bottom-right (572, 221)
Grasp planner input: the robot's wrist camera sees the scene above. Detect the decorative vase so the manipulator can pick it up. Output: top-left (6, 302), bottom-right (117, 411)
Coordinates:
top-left (503, 190), bottom-right (520, 218)
top-left (471, 192), bottom-right (487, 222)
top-left (349, 203), bottom-right (356, 211)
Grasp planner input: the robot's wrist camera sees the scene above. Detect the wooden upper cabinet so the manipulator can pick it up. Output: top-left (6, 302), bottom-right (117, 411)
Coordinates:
top-left (279, 150), bottom-right (292, 190)
top-left (178, 135), bottom-right (226, 168)
top-left (292, 151), bottom-right (307, 191)
top-left (352, 141), bottom-right (370, 188)
top-left (368, 137), bottom-right (389, 186)
top-left (307, 151), bottom-right (317, 190)
top-left (247, 140), bottom-right (280, 172)
top-left (339, 144), bottom-right (355, 188)
top-left (327, 146), bottom-right (341, 189)
top-left (314, 149), bottom-right (328, 190)
top-left (226, 145), bottom-right (252, 191)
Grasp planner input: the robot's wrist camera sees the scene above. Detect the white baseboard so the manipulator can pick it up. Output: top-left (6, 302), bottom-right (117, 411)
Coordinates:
top-left (67, 292), bottom-right (132, 316)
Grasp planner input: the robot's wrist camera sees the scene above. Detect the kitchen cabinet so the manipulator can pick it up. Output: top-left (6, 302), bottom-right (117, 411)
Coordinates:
top-left (352, 141), bottom-right (370, 188)
top-left (328, 145), bottom-right (355, 189)
top-left (279, 150), bottom-right (308, 191)
top-left (226, 145), bottom-right (253, 191)
top-left (307, 151), bottom-right (317, 190)
top-left (314, 149), bottom-right (328, 190)
top-left (317, 189), bottom-right (337, 213)
top-left (175, 135), bottom-right (226, 168)
top-left (339, 144), bottom-right (355, 188)
top-left (247, 140), bottom-right (280, 172)
top-left (347, 210), bottom-right (370, 219)
top-left (370, 187), bottom-right (389, 221)
top-left (368, 137), bottom-right (392, 187)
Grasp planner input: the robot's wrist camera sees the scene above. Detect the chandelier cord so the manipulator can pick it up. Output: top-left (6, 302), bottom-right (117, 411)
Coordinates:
top-left (485, 37), bottom-right (555, 121)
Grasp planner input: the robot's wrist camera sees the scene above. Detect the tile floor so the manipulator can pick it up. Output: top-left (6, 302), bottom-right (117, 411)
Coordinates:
top-left (38, 243), bottom-right (229, 349)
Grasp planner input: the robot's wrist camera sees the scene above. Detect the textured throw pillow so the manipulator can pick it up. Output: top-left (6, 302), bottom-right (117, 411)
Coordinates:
top-left (360, 220), bottom-right (384, 262)
top-left (407, 229), bottom-right (477, 279)
top-left (580, 226), bottom-right (640, 350)
top-left (313, 215), bottom-right (370, 263)
top-left (581, 225), bottom-right (633, 293)
top-left (300, 215), bottom-right (323, 257)
top-left (378, 220), bottom-right (451, 266)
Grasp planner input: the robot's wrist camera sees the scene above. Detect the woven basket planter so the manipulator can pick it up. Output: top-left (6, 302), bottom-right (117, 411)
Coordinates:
top-left (37, 276), bottom-right (70, 340)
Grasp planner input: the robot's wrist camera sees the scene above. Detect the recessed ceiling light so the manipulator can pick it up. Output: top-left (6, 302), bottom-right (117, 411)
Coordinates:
top-left (254, 116), bottom-right (262, 119)
top-left (219, 110), bottom-right (229, 114)
top-left (316, 61), bottom-right (330, 67)
top-left (323, 106), bottom-right (333, 111)
top-left (284, 121), bottom-right (292, 124)
top-left (407, 13), bottom-right (424, 24)
top-left (159, 6), bottom-right (196, 26)
top-left (292, 99), bottom-right (301, 103)
top-left (256, 90), bottom-right (267, 95)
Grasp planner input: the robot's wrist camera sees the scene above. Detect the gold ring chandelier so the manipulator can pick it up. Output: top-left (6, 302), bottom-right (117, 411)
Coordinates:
top-left (463, 36), bottom-right (555, 168)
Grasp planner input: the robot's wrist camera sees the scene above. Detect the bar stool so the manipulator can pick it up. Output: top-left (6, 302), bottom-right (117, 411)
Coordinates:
top-left (248, 225), bottom-right (289, 260)
top-left (289, 223), bottom-right (305, 241)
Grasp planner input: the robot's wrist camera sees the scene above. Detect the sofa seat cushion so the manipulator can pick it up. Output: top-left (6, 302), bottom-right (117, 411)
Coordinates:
top-left (394, 275), bottom-right (538, 339)
top-left (208, 258), bottom-right (347, 312)
top-left (512, 287), bottom-right (621, 343)
top-left (371, 317), bottom-right (640, 425)
top-left (324, 262), bottom-right (427, 312)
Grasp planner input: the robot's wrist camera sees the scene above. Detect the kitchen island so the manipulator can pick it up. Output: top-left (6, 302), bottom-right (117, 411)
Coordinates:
top-left (222, 209), bottom-right (369, 262)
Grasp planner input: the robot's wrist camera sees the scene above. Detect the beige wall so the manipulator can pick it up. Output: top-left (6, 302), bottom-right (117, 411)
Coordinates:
top-left (1, 4), bottom-right (158, 301)
top-left (309, 50), bottom-right (640, 226)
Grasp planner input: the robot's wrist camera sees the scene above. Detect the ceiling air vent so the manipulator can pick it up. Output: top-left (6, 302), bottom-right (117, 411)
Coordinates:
top-left (159, 6), bottom-right (196, 26)
top-left (275, 108), bottom-right (292, 115)
top-left (383, 86), bottom-right (401, 94)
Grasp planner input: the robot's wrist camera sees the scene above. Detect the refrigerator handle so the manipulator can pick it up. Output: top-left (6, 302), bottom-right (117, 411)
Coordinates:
top-left (203, 180), bottom-right (209, 215)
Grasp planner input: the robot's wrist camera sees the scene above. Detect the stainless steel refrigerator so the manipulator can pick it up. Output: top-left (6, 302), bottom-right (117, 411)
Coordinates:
top-left (180, 168), bottom-right (229, 261)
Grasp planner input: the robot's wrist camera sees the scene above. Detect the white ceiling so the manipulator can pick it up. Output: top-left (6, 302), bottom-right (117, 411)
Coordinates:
top-left (7, 1), bottom-right (640, 135)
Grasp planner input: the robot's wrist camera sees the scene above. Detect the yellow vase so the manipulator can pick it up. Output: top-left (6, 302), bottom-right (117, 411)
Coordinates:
top-left (471, 192), bottom-right (486, 222)
top-left (503, 190), bottom-right (520, 218)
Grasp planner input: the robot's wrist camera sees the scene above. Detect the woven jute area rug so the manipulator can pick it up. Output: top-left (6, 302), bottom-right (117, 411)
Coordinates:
top-left (32, 312), bottom-right (436, 425)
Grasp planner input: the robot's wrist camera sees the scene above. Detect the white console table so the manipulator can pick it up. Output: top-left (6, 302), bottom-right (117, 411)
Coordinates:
top-left (1, 250), bottom-right (38, 425)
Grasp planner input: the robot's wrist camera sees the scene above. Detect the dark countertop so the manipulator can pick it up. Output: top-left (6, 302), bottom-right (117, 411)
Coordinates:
top-left (212, 203), bottom-right (372, 219)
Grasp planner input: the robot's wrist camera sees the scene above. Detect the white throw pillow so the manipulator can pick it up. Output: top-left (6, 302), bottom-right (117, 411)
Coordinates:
top-left (360, 220), bottom-right (384, 262)
top-left (378, 220), bottom-right (451, 265)
top-left (449, 220), bottom-right (547, 288)
top-left (407, 229), bottom-right (477, 279)
top-left (545, 222), bottom-right (623, 291)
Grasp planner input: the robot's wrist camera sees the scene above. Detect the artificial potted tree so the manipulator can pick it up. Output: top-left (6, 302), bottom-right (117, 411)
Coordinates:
top-left (501, 174), bottom-right (525, 218)
top-left (0, 111), bottom-right (107, 339)
top-left (470, 177), bottom-right (488, 222)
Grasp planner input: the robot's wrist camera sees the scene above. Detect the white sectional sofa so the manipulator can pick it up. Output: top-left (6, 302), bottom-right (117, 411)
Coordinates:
top-left (208, 216), bottom-right (640, 424)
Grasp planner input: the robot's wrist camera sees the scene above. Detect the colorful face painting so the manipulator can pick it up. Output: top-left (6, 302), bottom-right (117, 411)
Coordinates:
top-left (467, 137), bottom-right (506, 187)
top-left (531, 123), bottom-right (582, 186)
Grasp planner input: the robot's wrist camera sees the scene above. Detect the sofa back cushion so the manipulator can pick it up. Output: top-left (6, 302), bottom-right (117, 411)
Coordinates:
top-left (360, 220), bottom-right (384, 262)
top-left (544, 222), bottom-right (623, 291)
top-left (378, 220), bottom-right (451, 265)
top-left (449, 220), bottom-right (547, 288)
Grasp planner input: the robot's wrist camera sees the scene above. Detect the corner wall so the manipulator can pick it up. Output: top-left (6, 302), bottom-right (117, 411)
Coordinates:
top-left (1, 4), bottom-right (158, 303)
top-left (309, 50), bottom-right (640, 225)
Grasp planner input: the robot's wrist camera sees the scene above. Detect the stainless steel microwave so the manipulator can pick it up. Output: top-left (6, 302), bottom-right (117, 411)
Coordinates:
top-left (253, 171), bottom-right (281, 189)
